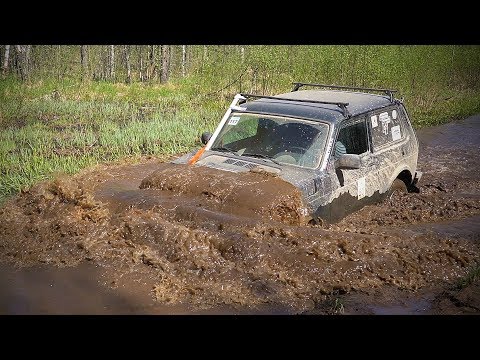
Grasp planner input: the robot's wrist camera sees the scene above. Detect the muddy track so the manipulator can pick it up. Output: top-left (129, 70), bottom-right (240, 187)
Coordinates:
top-left (1, 115), bottom-right (479, 314)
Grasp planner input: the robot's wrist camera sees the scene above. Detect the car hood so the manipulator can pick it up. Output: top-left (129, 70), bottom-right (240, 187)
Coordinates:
top-left (173, 151), bottom-right (323, 201)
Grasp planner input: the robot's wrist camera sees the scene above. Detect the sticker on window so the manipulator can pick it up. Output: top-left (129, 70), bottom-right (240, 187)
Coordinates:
top-left (357, 177), bottom-right (366, 200)
top-left (379, 112), bottom-right (391, 135)
top-left (371, 115), bottom-right (378, 128)
top-left (392, 109), bottom-right (398, 119)
top-left (228, 116), bottom-right (240, 125)
top-left (391, 125), bottom-right (401, 141)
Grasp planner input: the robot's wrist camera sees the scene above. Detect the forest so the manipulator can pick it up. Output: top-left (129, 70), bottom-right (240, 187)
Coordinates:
top-left (1, 45), bottom-right (480, 202)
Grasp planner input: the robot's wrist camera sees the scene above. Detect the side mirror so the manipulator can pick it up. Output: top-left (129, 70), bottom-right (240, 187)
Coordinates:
top-left (335, 154), bottom-right (362, 169)
top-left (201, 132), bottom-right (212, 145)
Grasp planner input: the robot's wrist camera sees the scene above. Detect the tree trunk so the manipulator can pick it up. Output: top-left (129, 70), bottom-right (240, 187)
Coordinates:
top-left (15, 45), bottom-right (31, 81)
top-left (201, 45), bottom-right (208, 74)
top-left (26, 45), bottom-right (31, 75)
top-left (56, 45), bottom-right (61, 80)
top-left (138, 45), bottom-right (144, 82)
top-left (160, 45), bottom-right (170, 84)
top-left (182, 45), bottom-right (186, 77)
top-left (102, 46), bottom-right (108, 80)
top-left (109, 45), bottom-right (115, 80)
top-left (148, 45), bottom-right (155, 81)
top-left (124, 45), bottom-right (131, 84)
top-left (15, 45), bottom-right (23, 80)
top-left (81, 45), bottom-right (88, 81)
top-left (2, 45), bottom-right (10, 74)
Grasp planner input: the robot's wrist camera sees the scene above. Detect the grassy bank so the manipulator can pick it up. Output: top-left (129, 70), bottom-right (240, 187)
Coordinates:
top-left (0, 78), bottom-right (227, 202)
top-left (1, 45), bottom-right (480, 203)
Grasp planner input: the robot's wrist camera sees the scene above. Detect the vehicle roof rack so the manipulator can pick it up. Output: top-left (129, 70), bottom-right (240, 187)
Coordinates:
top-left (239, 93), bottom-right (350, 118)
top-left (292, 82), bottom-right (397, 102)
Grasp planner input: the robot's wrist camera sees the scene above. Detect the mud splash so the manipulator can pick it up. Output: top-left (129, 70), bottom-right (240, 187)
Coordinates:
top-left (139, 163), bottom-right (307, 225)
top-left (1, 115), bottom-right (480, 314)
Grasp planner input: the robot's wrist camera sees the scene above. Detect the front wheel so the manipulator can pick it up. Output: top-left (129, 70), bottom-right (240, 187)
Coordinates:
top-left (388, 178), bottom-right (408, 200)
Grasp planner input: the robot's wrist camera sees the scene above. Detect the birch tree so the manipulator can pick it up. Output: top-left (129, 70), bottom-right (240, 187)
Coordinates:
top-left (182, 45), bottom-right (186, 77)
top-left (138, 45), bottom-right (144, 82)
top-left (2, 45), bottom-right (10, 74)
top-left (124, 45), bottom-right (131, 84)
top-left (109, 45), bottom-right (115, 80)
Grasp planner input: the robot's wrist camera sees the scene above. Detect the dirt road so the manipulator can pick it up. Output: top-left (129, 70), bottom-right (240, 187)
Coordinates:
top-left (1, 114), bottom-right (479, 314)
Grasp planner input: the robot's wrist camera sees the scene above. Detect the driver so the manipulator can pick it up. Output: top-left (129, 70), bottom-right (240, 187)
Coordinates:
top-left (243, 118), bottom-right (278, 154)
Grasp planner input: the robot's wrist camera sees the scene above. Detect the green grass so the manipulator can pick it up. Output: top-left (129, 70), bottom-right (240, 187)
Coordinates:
top-left (456, 263), bottom-right (480, 289)
top-left (0, 116), bottom-right (215, 202)
top-left (1, 45), bottom-right (480, 203)
top-left (0, 79), bottom-right (227, 203)
top-left (328, 297), bottom-right (345, 315)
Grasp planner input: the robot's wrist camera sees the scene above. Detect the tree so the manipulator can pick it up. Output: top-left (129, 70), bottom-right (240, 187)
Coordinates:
top-left (160, 45), bottom-right (170, 84)
top-left (81, 45), bottom-right (88, 81)
top-left (2, 45), bottom-right (10, 75)
top-left (124, 45), bottom-right (131, 84)
top-left (109, 45), bottom-right (115, 80)
top-left (182, 45), bottom-right (187, 77)
top-left (15, 45), bottom-right (31, 81)
top-left (147, 45), bottom-right (156, 81)
top-left (138, 45), bottom-right (144, 82)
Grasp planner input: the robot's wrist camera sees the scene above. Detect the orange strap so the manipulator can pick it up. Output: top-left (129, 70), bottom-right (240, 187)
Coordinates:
top-left (188, 146), bottom-right (206, 165)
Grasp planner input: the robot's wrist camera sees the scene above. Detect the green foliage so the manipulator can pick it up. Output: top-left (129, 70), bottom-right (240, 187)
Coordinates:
top-left (456, 263), bottom-right (480, 289)
top-left (1, 45), bottom-right (480, 202)
top-left (326, 296), bottom-right (345, 315)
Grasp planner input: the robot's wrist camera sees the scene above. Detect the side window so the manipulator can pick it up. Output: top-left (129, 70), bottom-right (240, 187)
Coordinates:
top-left (369, 106), bottom-right (404, 149)
top-left (335, 118), bottom-right (369, 159)
top-left (398, 104), bottom-right (413, 133)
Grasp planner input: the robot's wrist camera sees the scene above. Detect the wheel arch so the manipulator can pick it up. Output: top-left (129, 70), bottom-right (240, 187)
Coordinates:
top-left (397, 169), bottom-right (413, 187)
top-left (385, 166), bottom-right (413, 193)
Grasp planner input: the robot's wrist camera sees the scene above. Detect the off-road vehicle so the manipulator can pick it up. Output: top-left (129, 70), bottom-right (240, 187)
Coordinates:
top-left (173, 83), bottom-right (422, 224)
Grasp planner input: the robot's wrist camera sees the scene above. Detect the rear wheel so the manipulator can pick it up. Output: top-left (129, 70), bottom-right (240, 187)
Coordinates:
top-left (388, 178), bottom-right (408, 200)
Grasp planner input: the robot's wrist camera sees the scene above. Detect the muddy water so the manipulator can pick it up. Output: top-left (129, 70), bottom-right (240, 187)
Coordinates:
top-left (1, 115), bottom-right (479, 314)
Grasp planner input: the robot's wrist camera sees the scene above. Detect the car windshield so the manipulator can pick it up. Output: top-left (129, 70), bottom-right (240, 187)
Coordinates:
top-left (210, 113), bottom-right (329, 168)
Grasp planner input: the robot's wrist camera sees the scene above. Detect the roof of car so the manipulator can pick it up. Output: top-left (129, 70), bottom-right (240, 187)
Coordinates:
top-left (241, 90), bottom-right (395, 123)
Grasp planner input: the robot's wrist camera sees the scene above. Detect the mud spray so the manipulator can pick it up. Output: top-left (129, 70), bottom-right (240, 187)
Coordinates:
top-left (1, 116), bottom-right (479, 314)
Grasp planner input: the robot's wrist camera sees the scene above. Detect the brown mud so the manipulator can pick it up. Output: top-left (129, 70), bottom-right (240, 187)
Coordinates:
top-left (1, 115), bottom-right (479, 315)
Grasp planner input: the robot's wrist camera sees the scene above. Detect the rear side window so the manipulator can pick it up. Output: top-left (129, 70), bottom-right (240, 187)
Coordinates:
top-left (369, 106), bottom-right (404, 149)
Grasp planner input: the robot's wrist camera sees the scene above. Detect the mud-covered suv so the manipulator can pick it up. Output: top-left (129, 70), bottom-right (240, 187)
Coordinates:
top-left (174, 83), bottom-right (422, 224)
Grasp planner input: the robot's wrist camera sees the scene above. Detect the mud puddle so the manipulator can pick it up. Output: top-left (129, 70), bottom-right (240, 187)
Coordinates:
top-left (1, 115), bottom-right (479, 315)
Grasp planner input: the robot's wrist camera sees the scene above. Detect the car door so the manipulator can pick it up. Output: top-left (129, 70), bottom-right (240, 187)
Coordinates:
top-left (368, 105), bottom-right (412, 194)
top-left (318, 116), bottom-right (381, 222)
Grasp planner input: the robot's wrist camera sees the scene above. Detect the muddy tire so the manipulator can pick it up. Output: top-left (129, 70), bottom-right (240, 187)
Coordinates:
top-left (388, 178), bottom-right (408, 200)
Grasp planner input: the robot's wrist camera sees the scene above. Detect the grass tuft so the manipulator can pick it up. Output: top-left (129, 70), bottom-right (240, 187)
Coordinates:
top-left (456, 263), bottom-right (480, 289)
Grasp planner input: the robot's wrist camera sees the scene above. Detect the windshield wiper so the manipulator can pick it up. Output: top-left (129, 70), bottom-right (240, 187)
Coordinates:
top-left (211, 148), bottom-right (281, 166)
top-left (242, 152), bottom-right (281, 165)
top-left (210, 146), bottom-right (238, 155)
